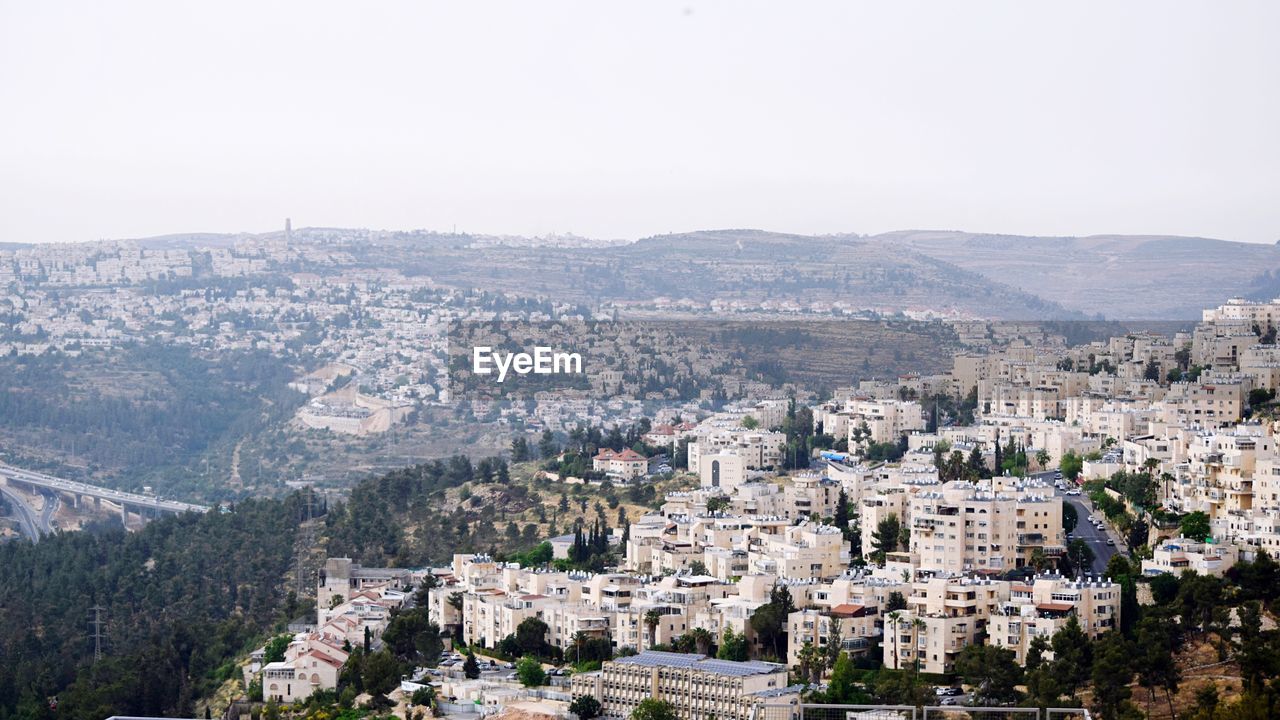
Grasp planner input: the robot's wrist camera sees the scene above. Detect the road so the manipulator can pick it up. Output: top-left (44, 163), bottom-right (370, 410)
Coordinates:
top-left (0, 485), bottom-right (44, 541)
top-left (1064, 494), bottom-right (1119, 575)
top-left (1029, 471), bottom-right (1121, 576)
top-left (38, 491), bottom-right (59, 533)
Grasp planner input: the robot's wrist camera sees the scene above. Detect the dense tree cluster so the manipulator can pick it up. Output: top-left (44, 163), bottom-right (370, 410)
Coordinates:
top-left (0, 495), bottom-right (310, 720)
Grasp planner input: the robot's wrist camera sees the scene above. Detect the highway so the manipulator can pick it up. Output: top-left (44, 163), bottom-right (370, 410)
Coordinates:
top-left (39, 491), bottom-right (59, 533)
top-left (0, 463), bottom-right (209, 515)
top-left (0, 485), bottom-right (44, 541)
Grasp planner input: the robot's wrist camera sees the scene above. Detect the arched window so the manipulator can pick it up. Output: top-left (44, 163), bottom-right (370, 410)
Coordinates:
top-left (711, 460), bottom-right (721, 487)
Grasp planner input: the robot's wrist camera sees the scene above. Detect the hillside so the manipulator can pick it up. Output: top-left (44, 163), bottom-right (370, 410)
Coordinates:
top-left (323, 457), bottom-right (690, 568)
top-left (879, 231), bottom-right (1280, 319)
top-left (24, 226), bottom-right (1280, 320)
top-left (132, 224), bottom-right (1280, 320)
top-left (0, 345), bottom-right (304, 502)
top-left (353, 229), bottom-right (1081, 320)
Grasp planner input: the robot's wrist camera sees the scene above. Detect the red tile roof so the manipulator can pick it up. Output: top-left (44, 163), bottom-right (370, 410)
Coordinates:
top-left (306, 649), bottom-right (345, 668)
top-left (829, 603), bottom-right (868, 617)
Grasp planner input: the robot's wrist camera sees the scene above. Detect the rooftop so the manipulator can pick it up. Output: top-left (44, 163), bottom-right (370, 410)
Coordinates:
top-left (613, 650), bottom-right (785, 677)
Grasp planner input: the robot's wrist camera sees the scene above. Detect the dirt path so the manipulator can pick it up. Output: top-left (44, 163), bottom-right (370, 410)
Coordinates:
top-left (230, 440), bottom-right (243, 488)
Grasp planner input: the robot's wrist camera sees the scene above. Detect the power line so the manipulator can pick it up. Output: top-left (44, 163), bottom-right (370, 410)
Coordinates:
top-left (89, 605), bottom-right (106, 662)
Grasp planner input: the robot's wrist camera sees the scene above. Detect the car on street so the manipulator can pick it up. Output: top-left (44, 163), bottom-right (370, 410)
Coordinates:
top-left (1107, 539), bottom-right (1115, 546)
top-left (934, 686), bottom-right (963, 696)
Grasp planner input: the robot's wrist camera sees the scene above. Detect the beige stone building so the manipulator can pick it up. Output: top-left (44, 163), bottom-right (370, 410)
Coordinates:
top-left (988, 576), bottom-right (1122, 664)
top-left (909, 480), bottom-right (1063, 574)
top-left (786, 604), bottom-right (880, 667)
top-left (1157, 376), bottom-right (1248, 430)
top-left (593, 447), bottom-right (649, 480)
top-left (571, 651), bottom-right (797, 720)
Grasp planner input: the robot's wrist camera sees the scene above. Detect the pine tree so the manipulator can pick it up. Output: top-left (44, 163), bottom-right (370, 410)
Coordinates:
top-left (833, 489), bottom-right (851, 536)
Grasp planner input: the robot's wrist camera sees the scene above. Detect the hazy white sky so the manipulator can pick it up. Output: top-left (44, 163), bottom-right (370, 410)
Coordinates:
top-left (2, 1), bottom-right (1278, 244)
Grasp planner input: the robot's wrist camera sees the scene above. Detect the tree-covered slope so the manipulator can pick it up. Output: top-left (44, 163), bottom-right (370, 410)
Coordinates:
top-left (0, 496), bottom-right (309, 720)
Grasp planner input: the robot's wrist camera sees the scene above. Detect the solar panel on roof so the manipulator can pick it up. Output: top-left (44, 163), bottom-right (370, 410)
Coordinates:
top-left (615, 651), bottom-right (784, 676)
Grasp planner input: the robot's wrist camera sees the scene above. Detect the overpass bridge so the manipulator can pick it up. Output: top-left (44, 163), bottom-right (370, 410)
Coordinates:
top-left (0, 463), bottom-right (209, 525)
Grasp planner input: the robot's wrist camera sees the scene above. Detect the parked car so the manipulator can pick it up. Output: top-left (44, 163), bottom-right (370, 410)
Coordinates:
top-left (1107, 539), bottom-right (1115, 546)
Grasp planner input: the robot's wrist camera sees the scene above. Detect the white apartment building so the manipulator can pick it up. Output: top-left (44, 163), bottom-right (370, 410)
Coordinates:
top-left (688, 427), bottom-right (786, 476)
top-left (1142, 537), bottom-right (1241, 577)
top-left (844, 399), bottom-right (927, 446)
